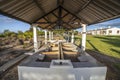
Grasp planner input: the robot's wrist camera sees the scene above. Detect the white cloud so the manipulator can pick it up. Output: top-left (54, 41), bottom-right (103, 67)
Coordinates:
top-left (0, 16), bottom-right (15, 23)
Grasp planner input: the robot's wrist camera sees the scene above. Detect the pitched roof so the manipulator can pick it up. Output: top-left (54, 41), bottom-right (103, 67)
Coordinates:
top-left (0, 0), bottom-right (120, 30)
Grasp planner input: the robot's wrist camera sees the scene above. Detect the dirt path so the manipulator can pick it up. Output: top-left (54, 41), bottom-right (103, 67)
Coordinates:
top-left (0, 45), bottom-right (33, 80)
top-left (86, 49), bottom-right (120, 80)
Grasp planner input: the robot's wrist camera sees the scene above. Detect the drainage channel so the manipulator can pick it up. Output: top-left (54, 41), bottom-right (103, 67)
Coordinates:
top-left (58, 42), bottom-right (64, 60)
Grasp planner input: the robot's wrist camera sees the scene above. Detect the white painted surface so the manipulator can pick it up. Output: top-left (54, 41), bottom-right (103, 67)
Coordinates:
top-left (81, 24), bottom-right (86, 51)
top-left (45, 30), bottom-right (47, 44)
top-left (33, 25), bottom-right (38, 52)
top-left (49, 31), bottom-right (52, 40)
top-left (71, 32), bottom-right (74, 43)
top-left (18, 42), bottom-right (107, 80)
top-left (51, 32), bottom-right (53, 40)
top-left (106, 27), bottom-right (120, 35)
top-left (77, 52), bottom-right (97, 64)
top-left (87, 27), bottom-right (120, 35)
top-left (18, 65), bottom-right (107, 80)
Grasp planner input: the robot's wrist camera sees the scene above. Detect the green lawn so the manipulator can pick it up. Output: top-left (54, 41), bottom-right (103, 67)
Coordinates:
top-left (75, 35), bottom-right (120, 59)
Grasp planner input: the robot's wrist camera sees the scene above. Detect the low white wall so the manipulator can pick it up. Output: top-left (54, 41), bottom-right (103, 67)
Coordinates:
top-left (18, 66), bottom-right (107, 80)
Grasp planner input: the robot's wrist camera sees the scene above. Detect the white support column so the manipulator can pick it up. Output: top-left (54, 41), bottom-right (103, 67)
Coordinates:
top-left (33, 24), bottom-right (38, 52)
top-left (51, 32), bottom-right (53, 40)
top-left (81, 24), bottom-right (87, 51)
top-left (49, 31), bottom-right (51, 41)
top-left (67, 32), bottom-right (69, 43)
top-left (71, 31), bottom-right (74, 43)
top-left (45, 30), bottom-right (47, 44)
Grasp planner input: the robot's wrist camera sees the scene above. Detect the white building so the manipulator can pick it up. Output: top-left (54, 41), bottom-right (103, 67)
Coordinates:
top-left (87, 27), bottom-right (120, 35)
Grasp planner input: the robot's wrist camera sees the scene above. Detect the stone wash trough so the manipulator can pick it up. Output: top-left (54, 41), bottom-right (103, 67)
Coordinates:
top-left (18, 41), bottom-right (107, 80)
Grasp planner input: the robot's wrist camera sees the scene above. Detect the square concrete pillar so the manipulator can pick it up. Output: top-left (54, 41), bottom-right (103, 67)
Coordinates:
top-left (81, 24), bottom-right (87, 51)
top-left (32, 24), bottom-right (38, 52)
top-left (71, 32), bottom-right (74, 43)
top-left (45, 30), bottom-right (47, 44)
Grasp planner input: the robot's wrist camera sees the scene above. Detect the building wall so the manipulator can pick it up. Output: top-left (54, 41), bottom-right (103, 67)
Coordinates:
top-left (106, 27), bottom-right (120, 35)
top-left (87, 27), bottom-right (120, 35)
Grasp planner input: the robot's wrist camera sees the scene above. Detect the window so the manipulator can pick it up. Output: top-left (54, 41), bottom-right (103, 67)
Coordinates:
top-left (103, 31), bottom-right (106, 34)
top-left (117, 30), bottom-right (119, 34)
top-left (109, 30), bottom-right (112, 33)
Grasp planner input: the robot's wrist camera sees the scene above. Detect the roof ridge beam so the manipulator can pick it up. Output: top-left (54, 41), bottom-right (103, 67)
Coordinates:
top-left (57, 0), bottom-right (64, 6)
top-left (33, 0), bottom-right (51, 22)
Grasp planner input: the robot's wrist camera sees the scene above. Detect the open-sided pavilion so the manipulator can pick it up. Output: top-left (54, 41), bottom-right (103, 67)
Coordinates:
top-left (0, 0), bottom-right (120, 80)
top-left (0, 0), bottom-right (120, 52)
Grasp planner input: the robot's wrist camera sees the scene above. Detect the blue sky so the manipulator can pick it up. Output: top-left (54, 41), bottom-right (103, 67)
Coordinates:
top-left (87, 18), bottom-right (120, 30)
top-left (77, 18), bottom-right (120, 31)
top-left (0, 14), bottom-right (120, 33)
top-left (0, 15), bottom-right (30, 33)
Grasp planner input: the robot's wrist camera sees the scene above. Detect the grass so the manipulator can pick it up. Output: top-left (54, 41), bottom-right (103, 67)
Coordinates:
top-left (114, 63), bottom-right (120, 70)
top-left (75, 35), bottom-right (120, 59)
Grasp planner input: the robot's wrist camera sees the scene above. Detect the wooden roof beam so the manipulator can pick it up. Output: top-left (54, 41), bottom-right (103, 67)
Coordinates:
top-left (67, 0), bottom-right (92, 24)
top-left (63, 22), bottom-right (74, 29)
top-left (62, 12), bottom-right (69, 18)
top-left (52, 12), bottom-right (58, 18)
top-left (33, 6), bottom-right (59, 23)
top-left (76, 0), bottom-right (92, 14)
top-left (34, 0), bottom-right (51, 22)
top-left (45, 24), bottom-right (54, 29)
top-left (52, 8), bottom-right (69, 21)
top-left (35, 22), bottom-right (56, 24)
top-left (61, 6), bottom-right (88, 24)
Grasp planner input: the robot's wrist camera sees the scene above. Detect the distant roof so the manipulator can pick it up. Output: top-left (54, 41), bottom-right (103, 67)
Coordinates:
top-left (0, 0), bottom-right (120, 30)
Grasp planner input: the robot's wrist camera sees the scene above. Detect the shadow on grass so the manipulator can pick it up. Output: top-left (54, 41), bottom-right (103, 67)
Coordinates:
top-left (87, 40), bottom-right (99, 51)
top-left (110, 48), bottom-right (120, 55)
top-left (94, 36), bottom-right (120, 47)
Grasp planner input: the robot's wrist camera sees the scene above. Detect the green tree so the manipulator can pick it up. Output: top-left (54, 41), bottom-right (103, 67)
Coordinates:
top-left (10, 32), bottom-right (17, 37)
top-left (24, 31), bottom-right (33, 40)
top-left (3, 29), bottom-right (11, 37)
top-left (37, 30), bottom-right (44, 35)
top-left (0, 33), bottom-right (5, 37)
top-left (18, 31), bottom-right (23, 34)
top-left (74, 30), bottom-right (78, 35)
top-left (17, 30), bottom-right (25, 40)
